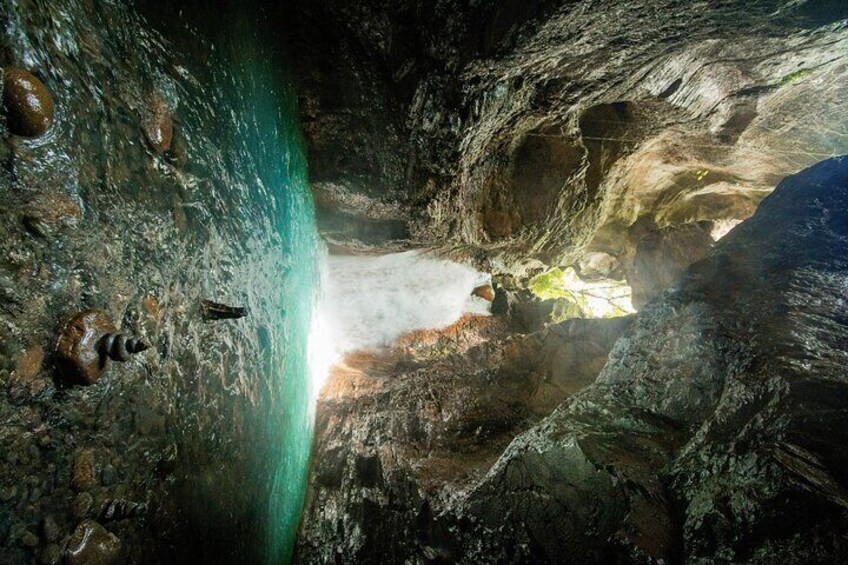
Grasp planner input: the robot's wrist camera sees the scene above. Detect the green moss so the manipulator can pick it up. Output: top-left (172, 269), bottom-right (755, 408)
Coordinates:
top-left (528, 268), bottom-right (568, 300)
top-left (529, 268), bottom-right (635, 321)
top-left (780, 68), bottom-right (813, 86)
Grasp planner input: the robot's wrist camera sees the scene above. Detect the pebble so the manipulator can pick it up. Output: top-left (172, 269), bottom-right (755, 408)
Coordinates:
top-left (71, 449), bottom-right (97, 492)
top-left (72, 492), bottom-right (93, 519)
top-left (142, 91), bottom-right (173, 153)
top-left (21, 193), bottom-right (82, 239)
top-left (101, 464), bottom-right (116, 486)
top-left (2, 68), bottom-right (54, 137)
top-left (64, 520), bottom-right (121, 565)
top-left (472, 284), bottom-right (496, 302)
top-left (21, 530), bottom-right (39, 548)
top-left (55, 310), bottom-right (117, 386)
top-left (42, 515), bottom-right (60, 543)
top-left (39, 544), bottom-right (62, 565)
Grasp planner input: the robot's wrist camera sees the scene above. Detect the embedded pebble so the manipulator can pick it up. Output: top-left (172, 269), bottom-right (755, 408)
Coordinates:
top-left (13, 345), bottom-right (44, 382)
top-left (71, 449), bottom-right (97, 492)
top-left (2, 68), bottom-right (54, 137)
top-left (64, 520), bottom-right (121, 565)
top-left (142, 91), bottom-right (173, 153)
top-left (21, 193), bottom-right (82, 239)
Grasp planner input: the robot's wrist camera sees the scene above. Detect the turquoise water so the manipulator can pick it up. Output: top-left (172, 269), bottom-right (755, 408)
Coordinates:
top-left (2, 0), bottom-right (320, 561)
top-left (206, 17), bottom-right (320, 565)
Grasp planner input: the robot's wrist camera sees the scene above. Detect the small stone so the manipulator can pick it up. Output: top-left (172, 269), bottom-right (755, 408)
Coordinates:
top-left (71, 449), bottom-right (97, 492)
top-left (2, 68), bottom-right (54, 137)
top-left (55, 311), bottom-right (116, 386)
top-left (471, 284), bottom-right (495, 302)
top-left (64, 520), bottom-right (121, 565)
top-left (13, 345), bottom-right (44, 382)
top-left (142, 91), bottom-right (173, 153)
top-left (39, 544), bottom-right (61, 565)
top-left (21, 193), bottom-right (82, 239)
top-left (72, 493), bottom-right (93, 519)
top-left (41, 515), bottom-right (60, 543)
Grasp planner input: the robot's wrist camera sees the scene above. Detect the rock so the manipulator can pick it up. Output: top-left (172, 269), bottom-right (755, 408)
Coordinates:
top-left (55, 311), bottom-right (116, 386)
top-left (2, 68), bottom-right (54, 137)
top-left (289, 0), bottom-right (847, 268)
top-left (55, 311), bottom-right (148, 385)
top-left (141, 295), bottom-right (159, 318)
top-left (21, 193), bottom-right (82, 239)
top-left (98, 499), bottom-right (147, 522)
top-left (71, 449), bottom-right (97, 492)
top-left (200, 299), bottom-right (246, 321)
top-left (13, 345), bottom-right (44, 382)
top-left (471, 284), bottom-right (495, 302)
top-left (297, 157), bottom-right (848, 563)
top-left (64, 520), bottom-right (121, 565)
top-left (100, 464), bottom-right (116, 487)
top-left (21, 530), bottom-right (39, 547)
top-left (164, 125), bottom-right (186, 168)
top-left (577, 252), bottom-right (622, 281)
top-left (142, 91), bottom-right (173, 153)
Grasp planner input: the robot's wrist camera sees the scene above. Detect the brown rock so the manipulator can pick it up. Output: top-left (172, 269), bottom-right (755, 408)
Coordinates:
top-left (14, 345), bottom-right (44, 382)
top-left (64, 520), bottom-right (121, 565)
top-left (21, 193), bottom-right (82, 238)
top-left (471, 284), bottom-right (495, 302)
top-left (71, 449), bottom-right (97, 492)
top-left (55, 310), bottom-right (116, 386)
top-left (2, 68), bottom-right (54, 137)
top-left (142, 91), bottom-right (173, 153)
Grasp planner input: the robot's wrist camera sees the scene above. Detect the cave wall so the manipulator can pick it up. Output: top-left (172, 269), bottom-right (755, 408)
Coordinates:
top-left (289, 0), bottom-right (848, 271)
top-left (296, 155), bottom-right (848, 563)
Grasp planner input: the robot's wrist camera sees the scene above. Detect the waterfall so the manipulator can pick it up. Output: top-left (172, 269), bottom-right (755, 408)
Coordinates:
top-left (306, 250), bottom-right (492, 391)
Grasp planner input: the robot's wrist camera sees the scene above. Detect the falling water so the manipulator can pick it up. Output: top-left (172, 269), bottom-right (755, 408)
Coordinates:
top-left (307, 250), bottom-right (492, 392)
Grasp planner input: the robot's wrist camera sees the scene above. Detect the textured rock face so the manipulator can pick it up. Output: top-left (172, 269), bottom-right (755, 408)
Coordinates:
top-left (296, 312), bottom-right (635, 562)
top-left (297, 158), bottom-right (848, 563)
top-left (290, 0), bottom-right (848, 271)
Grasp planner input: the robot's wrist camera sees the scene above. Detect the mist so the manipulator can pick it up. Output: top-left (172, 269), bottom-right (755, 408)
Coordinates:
top-left (319, 250), bottom-right (491, 355)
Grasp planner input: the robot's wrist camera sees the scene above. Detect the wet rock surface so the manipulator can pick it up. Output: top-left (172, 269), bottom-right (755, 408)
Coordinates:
top-left (289, 0), bottom-right (848, 273)
top-left (296, 311), bottom-right (634, 562)
top-left (297, 158), bottom-right (848, 563)
top-left (1, 1), bottom-right (307, 564)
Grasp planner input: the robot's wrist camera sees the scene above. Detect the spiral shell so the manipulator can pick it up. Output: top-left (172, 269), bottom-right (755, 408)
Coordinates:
top-left (101, 333), bottom-right (150, 362)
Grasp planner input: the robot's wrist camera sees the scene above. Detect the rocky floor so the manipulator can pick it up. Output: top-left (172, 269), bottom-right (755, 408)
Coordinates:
top-left (296, 157), bottom-right (848, 564)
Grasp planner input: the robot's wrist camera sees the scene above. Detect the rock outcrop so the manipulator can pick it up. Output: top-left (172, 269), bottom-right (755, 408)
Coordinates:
top-left (297, 157), bottom-right (848, 563)
top-left (289, 0), bottom-right (848, 274)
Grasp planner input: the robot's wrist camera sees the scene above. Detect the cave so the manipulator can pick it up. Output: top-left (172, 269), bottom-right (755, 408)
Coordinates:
top-left (1, 1), bottom-right (848, 564)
